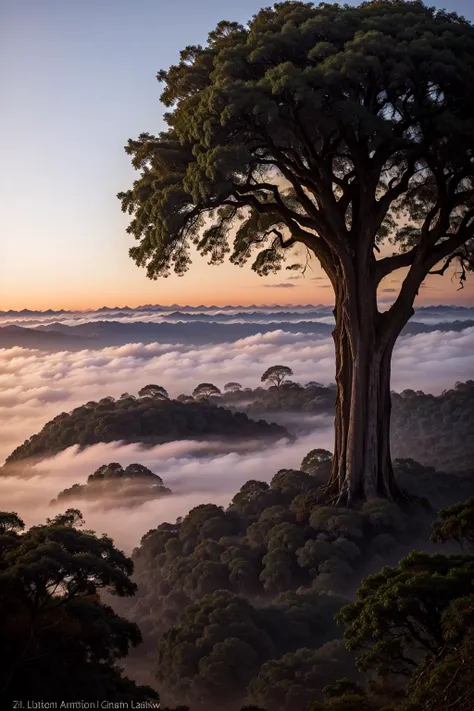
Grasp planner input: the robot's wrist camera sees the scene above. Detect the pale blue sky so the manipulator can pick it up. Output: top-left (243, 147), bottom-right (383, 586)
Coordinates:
top-left (1, 0), bottom-right (473, 309)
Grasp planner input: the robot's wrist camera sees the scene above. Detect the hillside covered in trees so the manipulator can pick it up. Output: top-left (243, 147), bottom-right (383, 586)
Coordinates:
top-left (111, 451), bottom-right (474, 710)
top-left (222, 380), bottom-right (474, 472)
top-left (4, 395), bottom-right (288, 465)
top-left (6, 380), bottom-right (473, 474)
top-left (390, 381), bottom-right (474, 472)
top-left (6, 491), bottom-right (474, 709)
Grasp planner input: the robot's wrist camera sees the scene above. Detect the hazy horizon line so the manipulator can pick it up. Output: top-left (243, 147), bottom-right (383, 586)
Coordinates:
top-left (1, 302), bottom-right (473, 315)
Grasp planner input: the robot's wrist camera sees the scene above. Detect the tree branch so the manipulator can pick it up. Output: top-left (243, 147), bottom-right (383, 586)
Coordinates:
top-left (375, 246), bottom-right (418, 284)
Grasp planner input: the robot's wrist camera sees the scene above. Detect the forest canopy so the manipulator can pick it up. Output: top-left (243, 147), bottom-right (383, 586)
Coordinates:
top-left (4, 396), bottom-right (287, 465)
top-left (5, 380), bottom-right (473, 474)
top-left (114, 450), bottom-right (474, 709)
top-left (6, 471), bottom-right (474, 709)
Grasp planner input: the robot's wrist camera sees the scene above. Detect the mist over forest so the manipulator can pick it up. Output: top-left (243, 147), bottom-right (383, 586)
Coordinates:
top-left (3, 0), bottom-right (474, 709)
top-left (1, 305), bottom-right (473, 464)
top-left (2, 301), bottom-right (474, 710)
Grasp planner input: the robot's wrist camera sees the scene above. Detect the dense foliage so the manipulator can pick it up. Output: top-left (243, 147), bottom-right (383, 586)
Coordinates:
top-left (333, 497), bottom-right (474, 711)
top-left (390, 380), bottom-right (474, 472)
top-left (118, 0), bottom-right (474, 284)
top-left (0, 508), bottom-right (158, 704)
top-left (431, 496), bottom-right (474, 551)
top-left (115, 453), bottom-right (474, 709)
top-left (5, 396), bottom-right (287, 464)
top-left (235, 381), bottom-right (336, 414)
top-left (51, 462), bottom-right (172, 508)
top-left (2, 447), bottom-right (474, 709)
top-left (155, 590), bottom-right (348, 710)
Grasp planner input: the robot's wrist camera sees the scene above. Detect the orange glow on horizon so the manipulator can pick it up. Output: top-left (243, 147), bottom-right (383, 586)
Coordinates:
top-left (1, 244), bottom-right (472, 312)
top-left (2, 280), bottom-right (472, 312)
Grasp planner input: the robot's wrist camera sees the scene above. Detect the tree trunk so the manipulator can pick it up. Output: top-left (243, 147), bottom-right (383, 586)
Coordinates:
top-left (327, 278), bottom-right (412, 505)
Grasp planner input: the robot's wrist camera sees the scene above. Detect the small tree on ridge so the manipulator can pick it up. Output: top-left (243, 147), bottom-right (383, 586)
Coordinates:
top-left (193, 383), bottom-right (222, 399)
top-left (261, 365), bottom-right (294, 390)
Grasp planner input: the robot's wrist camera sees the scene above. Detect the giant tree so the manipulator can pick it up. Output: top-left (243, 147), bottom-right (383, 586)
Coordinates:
top-left (119, 0), bottom-right (474, 503)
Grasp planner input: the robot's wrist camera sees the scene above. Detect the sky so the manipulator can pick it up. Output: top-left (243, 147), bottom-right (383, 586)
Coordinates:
top-left (1, 0), bottom-right (474, 311)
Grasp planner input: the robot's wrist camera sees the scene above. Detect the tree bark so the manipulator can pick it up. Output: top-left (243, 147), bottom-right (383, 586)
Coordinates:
top-left (327, 276), bottom-right (412, 505)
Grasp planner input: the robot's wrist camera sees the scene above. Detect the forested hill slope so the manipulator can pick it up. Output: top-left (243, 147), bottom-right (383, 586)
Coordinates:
top-left (391, 381), bottom-right (474, 472)
top-left (4, 397), bottom-right (288, 465)
top-left (230, 380), bottom-right (474, 473)
top-left (114, 454), bottom-right (474, 709)
top-left (4, 381), bottom-right (473, 471)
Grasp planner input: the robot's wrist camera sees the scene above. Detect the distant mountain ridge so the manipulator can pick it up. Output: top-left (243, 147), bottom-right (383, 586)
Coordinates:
top-left (2, 303), bottom-right (473, 317)
top-left (0, 321), bottom-right (334, 350)
top-left (0, 325), bottom-right (87, 349)
top-left (1, 319), bottom-right (473, 352)
top-left (0, 303), bottom-right (323, 317)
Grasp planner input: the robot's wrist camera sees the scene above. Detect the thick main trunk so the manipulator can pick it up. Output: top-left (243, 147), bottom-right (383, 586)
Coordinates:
top-left (327, 283), bottom-right (410, 505)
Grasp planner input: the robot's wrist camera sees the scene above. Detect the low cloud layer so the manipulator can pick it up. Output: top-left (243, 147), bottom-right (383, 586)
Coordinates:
top-left (0, 432), bottom-right (331, 551)
top-left (2, 312), bottom-right (473, 553)
top-left (1, 326), bottom-right (473, 465)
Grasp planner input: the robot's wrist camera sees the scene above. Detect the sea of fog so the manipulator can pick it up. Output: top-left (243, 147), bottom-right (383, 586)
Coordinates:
top-left (1, 304), bottom-right (473, 549)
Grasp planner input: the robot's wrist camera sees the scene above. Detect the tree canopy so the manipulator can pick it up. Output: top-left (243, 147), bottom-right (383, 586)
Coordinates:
top-left (0, 509), bottom-right (158, 703)
top-left (6, 454), bottom-right (474, 708)
top-left (119, 0), bottom-right (474, 285)
top-left (431, 497), bottom-right (474, 551)
top-left (4, 379), bottom-right (473, 478)
top-left (334, 496), bottom-right (474, 711)
top-left (4, 394), bottom-right (287, 465)
top-left (155, 590), bottom-right (345, 710)
top-left (225, 381), bottom-right (243, 392)
top-left (114, 450), bottom-right (474, 709)
top-left (261, 365), bottom-right (294, 389)
top-left (138, 383), bottom-right (169, 399)
top-left (192, 382), bottom-right (222, 399)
